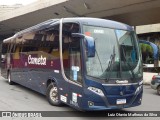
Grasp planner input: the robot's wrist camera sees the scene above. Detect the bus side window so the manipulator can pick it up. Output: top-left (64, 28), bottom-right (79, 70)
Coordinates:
top-left (22, 46), bottom-right (38, 52)
top-left (13, 46), bottom-right (20, 59)
top-left (1, 43), bottom-right (8, 63)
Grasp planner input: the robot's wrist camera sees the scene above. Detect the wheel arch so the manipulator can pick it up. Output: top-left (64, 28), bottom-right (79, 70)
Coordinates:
top-left (46, 77), bottom-right (58, 88)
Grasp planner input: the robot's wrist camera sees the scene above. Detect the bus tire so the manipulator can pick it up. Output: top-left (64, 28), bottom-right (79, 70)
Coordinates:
top-left (8, 72), bottom-right (14, 85)
top-left (46, 83), bottom-right (63, 106)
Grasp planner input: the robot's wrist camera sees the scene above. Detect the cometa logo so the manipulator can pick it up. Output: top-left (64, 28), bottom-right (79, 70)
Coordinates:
top-left (28, 55), bottom-right (46, 65)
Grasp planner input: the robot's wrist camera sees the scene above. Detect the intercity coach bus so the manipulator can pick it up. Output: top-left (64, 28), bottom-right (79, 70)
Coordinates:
top-left (1, 18), bottom-right (143, 111)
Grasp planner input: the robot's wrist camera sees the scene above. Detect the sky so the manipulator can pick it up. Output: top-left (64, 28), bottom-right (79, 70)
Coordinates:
top-left (0, 0), bottom-right (38, 5)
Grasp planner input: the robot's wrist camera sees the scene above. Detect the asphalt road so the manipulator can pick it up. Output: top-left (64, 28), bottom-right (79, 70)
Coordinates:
top-left (0, 76), bottom-right (159, 120)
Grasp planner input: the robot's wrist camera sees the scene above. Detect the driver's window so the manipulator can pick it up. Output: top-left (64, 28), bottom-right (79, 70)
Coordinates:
top-left (62, 23), bottom-right (82, 84)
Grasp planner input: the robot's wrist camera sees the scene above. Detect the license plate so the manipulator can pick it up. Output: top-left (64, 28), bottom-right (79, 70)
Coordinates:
top-left (116, 99), bottom-right (126, 105)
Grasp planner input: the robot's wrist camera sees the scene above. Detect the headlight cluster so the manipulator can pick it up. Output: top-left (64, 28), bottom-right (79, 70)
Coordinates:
top-left (139, 80), bottom-right (143, 85)
top-left (135, 85), bottom-right (143, 95)
top-left (88, 86), bottom-right (104, 96)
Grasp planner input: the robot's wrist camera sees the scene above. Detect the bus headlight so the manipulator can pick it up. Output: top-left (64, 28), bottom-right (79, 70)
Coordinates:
top-left (88, 87), bottom-right (104, 96)
top-left (135, 85), bottom-right (143, 95)
top-left (139, 80), bottom-right (143, 85)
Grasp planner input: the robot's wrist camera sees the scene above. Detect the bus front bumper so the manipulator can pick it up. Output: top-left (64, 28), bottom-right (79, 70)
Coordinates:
top-left (81, 89), bottom-right (143, 111)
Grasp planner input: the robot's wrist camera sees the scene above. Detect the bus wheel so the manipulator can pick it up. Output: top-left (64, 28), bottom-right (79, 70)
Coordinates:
top-left (157, 86), bottom-right (160, 95)
top-left (8, 72), bottom-right (14, 85)
top-left (46, 83), bottom-right (63, 106)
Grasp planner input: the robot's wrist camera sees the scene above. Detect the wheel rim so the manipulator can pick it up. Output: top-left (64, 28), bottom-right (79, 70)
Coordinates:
top-left (50, 86), bottom-right (58, 102)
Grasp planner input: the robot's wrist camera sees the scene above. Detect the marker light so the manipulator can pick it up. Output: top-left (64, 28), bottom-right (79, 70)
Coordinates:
top-left (88, 87), bottom-right (104, 96)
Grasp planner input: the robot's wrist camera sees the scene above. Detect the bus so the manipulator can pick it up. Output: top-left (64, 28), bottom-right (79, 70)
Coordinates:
top-left (1, 18), bottom-right (143, 111)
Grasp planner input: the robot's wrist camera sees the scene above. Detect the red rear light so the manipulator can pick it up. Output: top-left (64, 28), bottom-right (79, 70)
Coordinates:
top-left (152, 75), bottom-right (156, 80)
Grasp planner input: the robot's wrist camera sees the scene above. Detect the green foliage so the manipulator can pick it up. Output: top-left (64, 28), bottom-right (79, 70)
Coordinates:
top-left (140, 43), bottom-right (153, 53)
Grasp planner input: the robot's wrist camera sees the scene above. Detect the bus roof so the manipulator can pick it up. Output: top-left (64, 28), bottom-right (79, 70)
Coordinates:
top-left (3, 17), bottom-right (133, 43)
top-left (3, 19), bottom-right (59, 43)
top-left (63, 17), bottom-right (133, 31)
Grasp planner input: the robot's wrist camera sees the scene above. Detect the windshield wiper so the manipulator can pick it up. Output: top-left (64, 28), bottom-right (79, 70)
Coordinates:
top-left (121, 46), bottom-right (135, 81)
top-left (105, 46), bottom-right (116, 82)
top-left (94, 38), bottom-right (103, 73)
top-left (99, 46), bottom-right (116, 81)
top-left (95, 49), bottom-right (103, 73)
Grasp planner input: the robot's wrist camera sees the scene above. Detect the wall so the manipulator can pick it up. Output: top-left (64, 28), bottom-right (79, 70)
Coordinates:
top-left (143, 72), bottom-right (158, 84)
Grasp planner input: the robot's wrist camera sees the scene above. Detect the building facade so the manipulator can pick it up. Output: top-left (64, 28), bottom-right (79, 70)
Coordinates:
top-left (0, 4), bottom-right (22, 14)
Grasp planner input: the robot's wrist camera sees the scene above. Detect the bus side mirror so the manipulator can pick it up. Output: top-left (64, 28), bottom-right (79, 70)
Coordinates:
top-left (85, 36), bottom-right (95, 57)
top-left (71, 33), bottom-right (95, 57)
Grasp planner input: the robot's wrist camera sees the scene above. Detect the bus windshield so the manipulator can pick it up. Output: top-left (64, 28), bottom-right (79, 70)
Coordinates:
top-left (83, 25), bottom-right (142, 82)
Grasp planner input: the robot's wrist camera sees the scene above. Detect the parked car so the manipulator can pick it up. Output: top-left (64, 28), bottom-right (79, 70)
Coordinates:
top-left (151, 75), bottom-right (160, 95)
